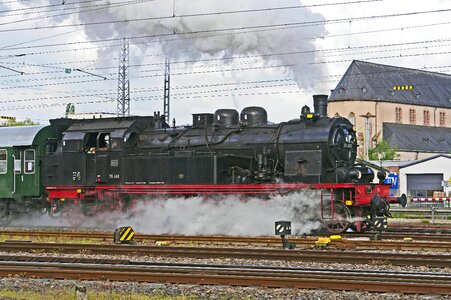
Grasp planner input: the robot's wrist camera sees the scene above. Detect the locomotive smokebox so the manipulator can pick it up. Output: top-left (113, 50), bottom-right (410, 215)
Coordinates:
top-left (313, 94), bottom-right (328, 117)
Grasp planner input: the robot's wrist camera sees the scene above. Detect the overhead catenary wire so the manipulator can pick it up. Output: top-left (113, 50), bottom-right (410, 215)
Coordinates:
top-left (0, 36), bottom-right (448, 82)
top-left (0, 7), bottom-right (449, 34)
top-left (0, 0), bottom-right (382, 22)
top-left (0, 19), bottom-right (448, 66)
top-left (8, 37), bottom-right (451, 68)
top-left (0, 89), bottom-right (304, 111)
top-left (0, 0), bottom-right (156, 28)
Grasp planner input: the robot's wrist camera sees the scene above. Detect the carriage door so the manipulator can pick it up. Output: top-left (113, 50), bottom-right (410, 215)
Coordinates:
top-left (12, 149), bottom-right (22, 194)
top-left (22, 149), bottom-right (38, 196)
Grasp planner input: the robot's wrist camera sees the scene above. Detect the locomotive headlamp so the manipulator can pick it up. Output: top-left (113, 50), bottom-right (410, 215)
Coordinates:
top-left (377, 171), bottom-right (386, 182)
top-left (306, 113), bottom-right (314, 119)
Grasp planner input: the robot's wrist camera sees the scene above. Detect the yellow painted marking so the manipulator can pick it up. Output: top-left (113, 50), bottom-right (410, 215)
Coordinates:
top-left (156, 241), bottom-right (171, 246)
top-left (126, 231), bottom-right (135, 241)
top-left (120, 227), bottom-right (132, 241)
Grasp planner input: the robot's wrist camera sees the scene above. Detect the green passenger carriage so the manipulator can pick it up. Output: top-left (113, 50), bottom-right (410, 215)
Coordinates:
top-left (0, 125), bottom-right (55, 223)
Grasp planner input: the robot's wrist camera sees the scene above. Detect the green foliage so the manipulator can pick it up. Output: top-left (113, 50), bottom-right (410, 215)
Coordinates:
top-left (2, 118), bottom-right (39, 127)
top-left (65, 103), bottom-right (75, 116)
top-left (0, 288), bottom-right (200, 300)
top-left (368, 139), bottom-right (398, 160)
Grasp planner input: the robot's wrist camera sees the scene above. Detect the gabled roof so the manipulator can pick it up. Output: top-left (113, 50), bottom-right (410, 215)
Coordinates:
top-left (383, 123), bottom-right (451, 153)
top-left (329, 60), bottom-right (451, 108)
top-left (0, 125), bottom-right (48, 147)
top-left (399, 154), bottom-right (451, 169)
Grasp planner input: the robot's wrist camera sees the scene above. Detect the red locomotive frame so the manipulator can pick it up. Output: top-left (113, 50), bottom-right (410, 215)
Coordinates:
top-left (47, 182), bottom-right (398, 233)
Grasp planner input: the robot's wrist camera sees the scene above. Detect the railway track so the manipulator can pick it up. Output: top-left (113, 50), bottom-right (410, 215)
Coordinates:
top-left (0, 255), bottom-right (449, 294)
top-left (0, 241), bottom-right (449, 268)
top-left (1, 230), bottom-right (451, 250)
top-left (387, 224), bottom-right (451, 234)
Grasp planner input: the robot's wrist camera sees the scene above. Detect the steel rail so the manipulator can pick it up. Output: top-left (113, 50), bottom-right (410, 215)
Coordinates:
top-left (0, 258), bottom-right (449, 294)
top-left (387, 224), bottom-right (451, 234)
top-left (0, 242), bottom-right (449, 267)
top-left (0, 230), bottom-right (451, 245)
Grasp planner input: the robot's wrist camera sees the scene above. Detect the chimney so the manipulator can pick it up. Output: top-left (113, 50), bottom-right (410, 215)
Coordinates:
top-left (313, 94), bottom-right (328, 117)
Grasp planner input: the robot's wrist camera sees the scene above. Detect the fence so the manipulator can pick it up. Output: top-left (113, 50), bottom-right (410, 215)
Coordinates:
top-left (390, 207), bottom-right (451, 224)
top-left (407, 197), bottom-right (451, 208)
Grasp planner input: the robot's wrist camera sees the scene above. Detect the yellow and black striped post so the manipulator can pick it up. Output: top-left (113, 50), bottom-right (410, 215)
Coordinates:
top-left (113, 226), bottom-right (135, 244)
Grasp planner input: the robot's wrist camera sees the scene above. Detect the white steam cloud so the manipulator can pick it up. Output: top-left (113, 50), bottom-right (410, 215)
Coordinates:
top-left (75, 0), bottom-right (328, 89)
top-left (10, 191), bottom-right (323, 236)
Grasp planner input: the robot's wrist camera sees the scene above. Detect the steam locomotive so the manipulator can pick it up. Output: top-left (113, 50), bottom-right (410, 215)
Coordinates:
top-left (0, 95), bottom-right (407, 232)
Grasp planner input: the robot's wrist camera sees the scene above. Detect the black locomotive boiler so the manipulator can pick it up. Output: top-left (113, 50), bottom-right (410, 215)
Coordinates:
top-left (43, 95), bottom-right (405, 233)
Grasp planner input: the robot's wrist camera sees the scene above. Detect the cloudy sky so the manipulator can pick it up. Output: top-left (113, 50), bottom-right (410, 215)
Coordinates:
top-left (0, 0), bottom-right (449, 124)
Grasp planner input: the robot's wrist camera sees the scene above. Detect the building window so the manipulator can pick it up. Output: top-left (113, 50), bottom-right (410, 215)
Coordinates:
top-left (439, 112), bottom-right (446, 127)
top-left (409, 109), bottom-right (416, 124)
top-left (348, 112), bottom-right (355, 126)
top-left (395, 107), bottom-right (402, 123)
top-left (423, 110), bottom-right (430, 126)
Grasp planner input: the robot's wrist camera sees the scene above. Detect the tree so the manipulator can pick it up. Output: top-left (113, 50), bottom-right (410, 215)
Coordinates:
top-left (368, 139), bottom-right (398, 161)
top-left (65, 103), bottom-right (75, 117)
top-left (2, 118), bottom-right (39, 127)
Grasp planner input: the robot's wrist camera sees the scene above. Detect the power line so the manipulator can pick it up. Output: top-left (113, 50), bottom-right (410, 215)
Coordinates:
top-left (0, 0), bottom-right (156, 28)
top-left (0, 90), bottom-right (304, 111)
top-left (0, 49), bottom-right (450, 91)
top-left (0, 0), bottom-right (132, 15)
top-left (0, 7), bottom-right (448, 34)
top-left (0, 19), bottom-right (448, 67)
top-left (0, 0), bottom-right (382, 20)
top-left (0, 82), bottom-right (299, 104)
top-left (0, 37), bottom-right (449, 80)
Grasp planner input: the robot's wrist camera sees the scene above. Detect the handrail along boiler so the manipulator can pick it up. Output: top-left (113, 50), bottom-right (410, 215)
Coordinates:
top-left (38, 95), bottom-right (405, 232)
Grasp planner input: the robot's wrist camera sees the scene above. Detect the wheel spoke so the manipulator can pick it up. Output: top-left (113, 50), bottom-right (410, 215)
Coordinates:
top-left (325, 203), bottom-right (351, 234)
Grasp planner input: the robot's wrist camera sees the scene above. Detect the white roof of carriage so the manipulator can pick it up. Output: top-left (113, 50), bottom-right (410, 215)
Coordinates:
top-left (0, 125), bottom-right (48, 147)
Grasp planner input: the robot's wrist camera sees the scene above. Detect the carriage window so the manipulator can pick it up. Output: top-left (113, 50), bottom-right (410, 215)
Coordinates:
top-left (14, 150), bottom-right (21, 174)
top-left (0, 149), bottom-right (6, 174)
top-left (24, 149), bottom-right (35, 174)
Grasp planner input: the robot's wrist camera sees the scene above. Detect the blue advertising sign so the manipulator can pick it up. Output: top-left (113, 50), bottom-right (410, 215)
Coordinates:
top-left (384, 173), bottom-right (399, 189)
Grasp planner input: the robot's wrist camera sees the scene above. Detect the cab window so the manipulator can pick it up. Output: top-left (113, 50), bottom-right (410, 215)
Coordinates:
top-left (0, 149), bottom-right (6, 174)
top-left (98, 133), bottom-right (110, 149)
top-left (24, 149), bottom-right (35, 174)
